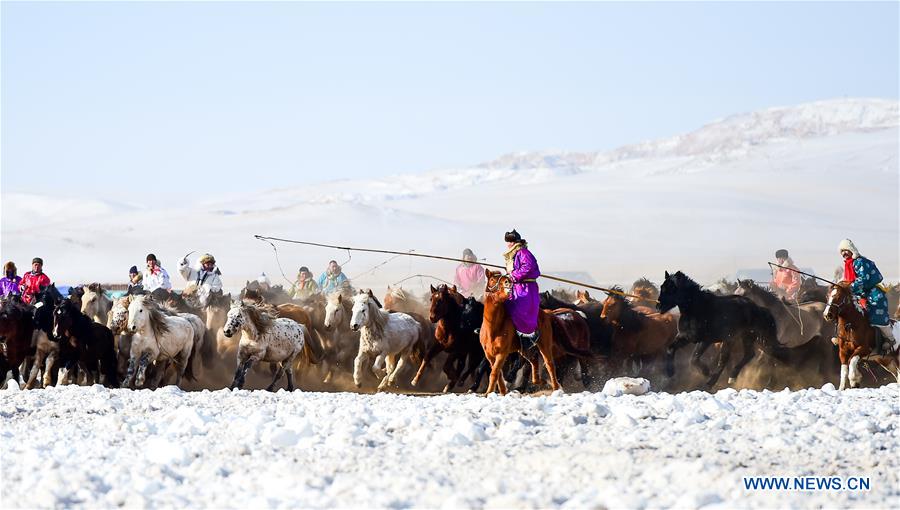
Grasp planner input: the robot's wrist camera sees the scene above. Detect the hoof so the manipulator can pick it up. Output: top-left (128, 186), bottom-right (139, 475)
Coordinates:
top-left (727, 377), bottom-right (736, 385)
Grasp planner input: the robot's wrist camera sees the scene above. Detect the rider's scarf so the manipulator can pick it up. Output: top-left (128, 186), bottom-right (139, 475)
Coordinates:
top-left (503, 242), bottom-right (526, 274)
top-left (843, 258), bottom-right (856, 283)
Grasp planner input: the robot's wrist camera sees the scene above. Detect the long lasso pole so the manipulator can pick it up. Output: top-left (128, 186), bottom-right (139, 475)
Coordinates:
top-left (253, 235), bottom-right (656, 303)
top-left (767, 262), bottom-right (837, 286)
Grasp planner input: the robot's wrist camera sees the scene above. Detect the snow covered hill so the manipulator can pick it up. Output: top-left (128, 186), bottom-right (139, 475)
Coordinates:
top-left (1, 98), bottom-right (897, 289)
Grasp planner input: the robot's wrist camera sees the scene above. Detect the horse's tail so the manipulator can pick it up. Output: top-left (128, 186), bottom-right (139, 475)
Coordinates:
top-left (549, 311), bottom-right (595, 359)
top-left (302, 325), bottom-right (324, 365)
top-left (199, 324), bottom-right (217, 371)
top-left (184, 338), bottom-right (198, 382)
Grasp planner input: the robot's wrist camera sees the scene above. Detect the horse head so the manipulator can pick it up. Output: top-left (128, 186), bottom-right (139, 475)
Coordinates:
top-left (484, 269), bottom-right (512, 301)
top-left (600, 288), bottom-right (626, 325)
top-left (349, 290), bottom-right (379, 332)
top-left (223, 303), bottom-right (245, 338)
top-left (323, 293), bottom-right (344, 330)
top-left (429, 284), bottom-right (454, 323)
top-left (108, 296), bottom-right (131, 334)
top-left (824, 282), bottom-right (855, 323)
top-left (52, 300), bottom-right (78, 343)
top-left (658, 270), bottom-right (698, 313)
top-left (460, 297), bottom-right (484, 333)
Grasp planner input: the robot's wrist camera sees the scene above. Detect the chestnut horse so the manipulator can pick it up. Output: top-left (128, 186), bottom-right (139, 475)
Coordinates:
top-left (601, 287), bottom-right (677, 374)
top-left (0, 295), bottom-right (35, 387)
top-left (824, 282), bottom-right (900, 389)
top-left (481, 270), bottom-right (559, 395)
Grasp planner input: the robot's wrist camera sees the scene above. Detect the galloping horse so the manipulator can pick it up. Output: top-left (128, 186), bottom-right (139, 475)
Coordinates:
top-left (601, 287), bottom-right (677, 375)
top-left (126, 295), bottom-right (196, 389)
top-left (224, 302), bottom-right (308, 391)
top-left (321, 292), bottom-right (361, 384)
top-left (659, 271), bottom-right (789, 390)
top-left (824, 282), bottom-right (900, 389)
top-left (52, 299), bottom-right (118, 387)
top-left (411, 285), bottom-right (485, 392)
top-left (350, 290), bottom-right (426, 391)
top-left (0, 296), bottom-right (35, 387)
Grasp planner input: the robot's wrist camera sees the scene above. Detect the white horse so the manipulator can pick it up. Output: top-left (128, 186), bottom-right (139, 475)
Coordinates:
top-left (350, 290), bottom-right (425, 391)
top-left (81, 283), bottom-right (112, 324)
top-left (223, 302), bottom-right (307, 391)
top-left (321, 292), bottom-right (361, 383)
top-left (126, 295), bottom-right (196, 388)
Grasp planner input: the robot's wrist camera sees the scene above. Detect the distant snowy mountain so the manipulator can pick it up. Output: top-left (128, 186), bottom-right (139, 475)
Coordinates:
top-left (478, 98), bottom-right (899, 170)
top-left (2, 98), bottom-right (897, 288)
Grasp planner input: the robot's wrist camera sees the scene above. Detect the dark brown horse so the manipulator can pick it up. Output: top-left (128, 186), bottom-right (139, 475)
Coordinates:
top-left (824, 282), bottom-right (899, 390)
top-left (0, 295), bottom-right (35, 386)
top-left (601, 287), bottom-right (677, 374)
top-left (411, 285), bottom-right (486, 392)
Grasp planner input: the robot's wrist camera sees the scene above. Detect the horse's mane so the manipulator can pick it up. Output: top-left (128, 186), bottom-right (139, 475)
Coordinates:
top-left (243, 303), bottom-right (277, 335)
top-left (631, 277), bottom-right (659, 298)
top-left (135, 296), bottom-right (171, 338)
top-left (355, 293), bottom-right (387, 338)
top-left (673, 271), bottom-right (704, 293)
top-left (738, 279), bottom-right (780, 301)
top-left (87, 282), bottom-right (103, 293)
top-left (606, 286), bottom-right (645, 332)
top-left (208, 290), bottom-right (231, 309)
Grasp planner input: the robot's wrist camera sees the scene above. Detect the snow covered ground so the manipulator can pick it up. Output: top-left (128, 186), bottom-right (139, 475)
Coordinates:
top-left (1, 383), bottom-right (897, 509)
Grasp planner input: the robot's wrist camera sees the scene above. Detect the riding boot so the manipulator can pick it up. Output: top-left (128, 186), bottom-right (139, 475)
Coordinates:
top-left (517, 329), bottom-right (540, 352)
top-left (875, 324), bottom-right (896, 355)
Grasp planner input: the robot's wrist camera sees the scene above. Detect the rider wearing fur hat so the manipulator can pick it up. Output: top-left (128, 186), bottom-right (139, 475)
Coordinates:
top-left (19, 257), bottom-right (51, 304)
top-left (838, 239), bottom-right (894, 351)
top-left (771, 249), bottom-right (801, 300)
top-left (179, 253), bottom-right (223, 293)
top-left (502, 229), bottom-right (541, 349)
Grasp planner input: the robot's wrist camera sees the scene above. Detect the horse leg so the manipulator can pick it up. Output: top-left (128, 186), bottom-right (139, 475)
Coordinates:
top-left (42, 350), bottom-right (58, 388)
top-left (379, 354), bottom-right (399, 391)
top-left (689, 341), bottom-right (714, 378)
top-left (266, 362), bottom-right (287, 391)
top-left (411, 342), bottom-right (442, 387)
top-left (388, 354), bottom-right (410, 388)
top-left (484, 353), bottom-right (499, 395)
top-left (134, 353), bottom-right (152, 388)
top-left (285, 356), bottom-right (297, 391)
top-left (848, 354), bottom-right (863, 388)
top-left (728, 334), bottom-right (758, 385)
top-left (26, 350), bottom-right (46, 389)
top-left (468, 357), bottom-right (489, 393)
top-left (494, 352), bottom-right (510, 396)
top-left (353, 351), bottom-right (368, 388)
top-left (538, 344), bottom-right (560, 391)
top-left (665, 334), bottom-right (693, 377)
top-left (703, 341), bottom-right (732, 390)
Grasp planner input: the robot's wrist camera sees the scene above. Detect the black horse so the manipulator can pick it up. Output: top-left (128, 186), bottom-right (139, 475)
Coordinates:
top-left (52, 299), bottom-right (119, 387)
top-left (658, 271), bottom-right (792, 390)
top-left (460, 296), bottom-right (491, 392)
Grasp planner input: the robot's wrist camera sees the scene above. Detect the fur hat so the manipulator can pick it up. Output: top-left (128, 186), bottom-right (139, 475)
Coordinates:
top-left (838, 239), bottom-right (860, 259)
top-left (504, 230), bottom-right (522, 243)
top-left (32, 257), bottom-right (43, 265)
top-left (775, 249), bottom-right (789, 259)
top-left (129, 265), bottom-right (139, 275)
top-left (146, 253), bottom-right (158, 263)
top-left (3, 261), bottom-right (16, 274)
top-left (298, 266), bottom-right (310, 274)
top-left (199, 253), bottom-right (216, 265)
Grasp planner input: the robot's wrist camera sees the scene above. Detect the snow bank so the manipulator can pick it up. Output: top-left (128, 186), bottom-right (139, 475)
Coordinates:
top-left (1, 384), bottom-right (897, 508)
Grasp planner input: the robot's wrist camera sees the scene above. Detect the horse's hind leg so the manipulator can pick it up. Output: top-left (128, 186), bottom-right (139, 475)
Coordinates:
top-left (26, 350), bottom-right (47, 389)
top-left (266, 362), bottom-right (287, 392)
top-left (469, 358), bottom-right (489, 393)
top-left (377, 354), bottom-right (398, 391)
top-left (538, 345), bottom-right (560, 391)
top-left (704, 341), bottom-right (732, 390)
top-left (689, 341), bottom-right (713, 377)
top-left (728, 334), bottom-right (758, 385)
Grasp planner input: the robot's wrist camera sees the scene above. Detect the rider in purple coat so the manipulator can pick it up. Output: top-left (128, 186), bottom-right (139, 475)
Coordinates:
top-left (503, 229), bottom-right (541, 348)
top-left (0, 261), bottom-right (22, 297)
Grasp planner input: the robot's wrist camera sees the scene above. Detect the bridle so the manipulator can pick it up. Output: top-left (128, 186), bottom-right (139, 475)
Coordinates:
top-left (485, 274), bottom-right (511, 294)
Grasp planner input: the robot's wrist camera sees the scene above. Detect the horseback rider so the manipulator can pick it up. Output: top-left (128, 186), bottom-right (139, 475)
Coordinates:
top-left (0, 261), bottom-right (22, 298)
top-left (839, 239), bottom-right (895, 352)
top-left (19, 257), bottom-right (51, 304)
top-left (179, 253), bottom-right (223, 293)
top-left (317, 260), bottom-right (349, 294)
top-left (291, 266), bottom-right (318, 300)
top-left (127, 265), bottom-right (145, 295)
top-left (142, 253), bottom-right (173, 293)
top-left (454, 248), bottom-right (485, 298)
top-left (503, 229), bottom-right (541, 350)
top-left (771, 249), bottom-right (801, 300)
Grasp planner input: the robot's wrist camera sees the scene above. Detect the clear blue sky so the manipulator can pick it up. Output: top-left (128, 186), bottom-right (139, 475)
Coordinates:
top-left (2, 1), bottom-right (897, 205)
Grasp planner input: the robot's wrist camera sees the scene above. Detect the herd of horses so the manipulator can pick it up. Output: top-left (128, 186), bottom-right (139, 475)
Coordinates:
top-left (1, 270), bottom-right (898, 395)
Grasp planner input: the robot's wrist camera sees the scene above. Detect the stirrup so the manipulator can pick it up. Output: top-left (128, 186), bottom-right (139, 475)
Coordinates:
top-left (517, 330), bottom-right (540, 351)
